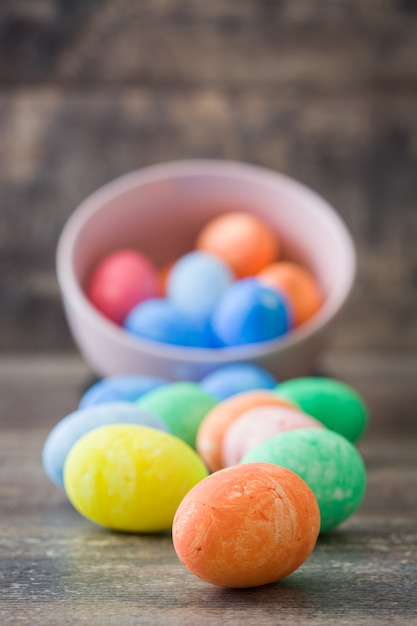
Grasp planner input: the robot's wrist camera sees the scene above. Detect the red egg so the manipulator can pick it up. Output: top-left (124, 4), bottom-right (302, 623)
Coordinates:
top-left (172, 462), bottom-right (320, 588)
top-left (86, 249), bottom-right (158, 325)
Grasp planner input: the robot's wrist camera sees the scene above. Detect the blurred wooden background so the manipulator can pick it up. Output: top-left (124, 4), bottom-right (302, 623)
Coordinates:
top-left (0, 0), bottom-right (416, 354)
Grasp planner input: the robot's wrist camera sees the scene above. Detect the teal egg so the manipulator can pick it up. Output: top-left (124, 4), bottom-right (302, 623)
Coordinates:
top-left (275, 377), bottom-right (369, 442)
top-left (241, 428), bottom-right (367, 533)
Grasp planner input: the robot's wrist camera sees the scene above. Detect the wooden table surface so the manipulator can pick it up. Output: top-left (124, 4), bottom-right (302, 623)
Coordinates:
top-left (0, 352), bottom-right (416, 625)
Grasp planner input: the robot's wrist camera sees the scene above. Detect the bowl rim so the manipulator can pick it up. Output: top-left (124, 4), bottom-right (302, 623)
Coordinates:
top-left (56, 159), bottom-right (356, 363)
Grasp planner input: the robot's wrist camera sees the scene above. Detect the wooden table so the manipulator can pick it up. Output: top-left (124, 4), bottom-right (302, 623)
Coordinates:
top-left (0, 352), bottom-right (416, 625)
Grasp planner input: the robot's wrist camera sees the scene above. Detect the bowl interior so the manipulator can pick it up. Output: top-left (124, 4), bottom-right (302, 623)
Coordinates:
top-left (57, 160), bottom-right (355, 371)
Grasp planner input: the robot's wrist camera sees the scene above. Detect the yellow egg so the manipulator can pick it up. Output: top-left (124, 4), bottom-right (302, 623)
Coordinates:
top-left (63, 424), bottom-right (209, 533)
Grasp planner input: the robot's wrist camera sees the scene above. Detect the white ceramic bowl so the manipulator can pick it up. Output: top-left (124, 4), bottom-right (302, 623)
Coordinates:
top-left (56, 160), bottom-right (356, 381)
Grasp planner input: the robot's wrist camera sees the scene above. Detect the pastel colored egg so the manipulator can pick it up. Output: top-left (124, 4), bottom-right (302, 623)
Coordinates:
top-left (222, 405), bottom-right (325, 467)
top-left (42, 402), bottom-right (169, 489)
top-left (196, 390), bottom-right (296, 472)
top-left (86, 249), bottom-right (158, 325)
top-left (64, 424), bottom-right (209, 533)
top-left (172, 462), bottom-right (320, 588)
top-left (258, 261), bottom-right (323, 326)
top-left (196, 211), bottom-right (280, 278)
top-left (78, 374), bottom-right (167, 409)
top-left (199, 363), bottom-right (277, 401)
top-left (167, 251), bottom-right (234, 323)
top-left (124, 298), bottom-right (212, 347)
top-left (210, 278), bottom-right (291, 347)
top-left (138, 382), bottom-right (217, 449)
top-left (275, 377), bottom-right (369, 442)
top-left (241, 428), bottom-right (367, 533)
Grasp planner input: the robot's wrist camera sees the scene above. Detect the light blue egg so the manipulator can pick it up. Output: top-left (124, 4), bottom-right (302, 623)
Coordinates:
top-left (210, 278), bottom-right (291, 346)
top-left (167, 251), bottom-right (233, 323)
top-left (79, 374), bottom-right (167, 409)
top-left (42, 402), bottom-right (169, 489)
top-left (199, 364), bottom-right (277, 400)
top-left (124, 298), bottom-right (212, 347)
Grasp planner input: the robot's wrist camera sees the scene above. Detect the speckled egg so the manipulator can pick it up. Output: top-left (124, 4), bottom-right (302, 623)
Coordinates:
top-left (64, 424), bottom-right (209, 533)
top-left (172, 462), bottom-right (320, 588)
top-left (138, 382), bottom-right (218, 449)
top-left (196, 390), bottom-right (296, 472)
top-left (275, 377), bottom-right (369, 442)
top-left (42, 402), bottom-right (169, 489)
top-left (221, 405), bottom-right (324, 467)
top-left (241, 428), bottom-right (367, 533)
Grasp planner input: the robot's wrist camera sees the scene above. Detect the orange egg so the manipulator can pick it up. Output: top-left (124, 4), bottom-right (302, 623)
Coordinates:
top-left (157, 261), bottom-right (174, 297)
top-left (196, 212), bottom-right (279, 278)
top-left (172, 462), bottom-right (320, 588)
top-left (196, 390), bottom-right (295, 472)
top-left (258, 261), bottom-right (323, 326)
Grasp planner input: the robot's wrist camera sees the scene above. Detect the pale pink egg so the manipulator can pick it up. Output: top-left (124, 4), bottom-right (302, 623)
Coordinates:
top-left (222, 405), bottom-right (324, 467)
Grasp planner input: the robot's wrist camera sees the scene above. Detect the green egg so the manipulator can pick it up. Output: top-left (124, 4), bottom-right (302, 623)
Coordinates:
top-left (138, 382), bottom-right (218, 449)
top-left (241, 428), bottom-right (367, 533)
top-left (275, 377), bottom-right (369, 442)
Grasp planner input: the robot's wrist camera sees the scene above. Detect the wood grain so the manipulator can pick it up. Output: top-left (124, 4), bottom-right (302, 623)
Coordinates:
top-left (0, 353), bottom-right (416, 625)
top-left (0, 0), bottom-right (416, 351)
top-left (1, 1), bottom-right (416, 88)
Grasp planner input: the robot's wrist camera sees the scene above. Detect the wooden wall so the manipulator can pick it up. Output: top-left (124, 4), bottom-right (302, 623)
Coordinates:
top-left (0, 0), bottom-right (416, 352)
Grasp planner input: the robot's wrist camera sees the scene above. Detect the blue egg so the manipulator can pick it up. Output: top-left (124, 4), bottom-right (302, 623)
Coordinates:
top-left (79, 374), bottom-right (167, 409)
top-left (210, 278), bottom-right (291, 346)
top-left (167, 251), bottom-right (233, 323)
top-left (42, 402), bottom-right (169, 489)
top-left (124, 298), bottom-right (212, 348)
top-left (199, 364), bottom-right (278, 400)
